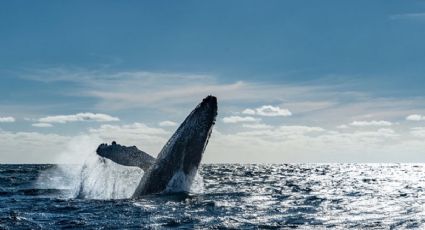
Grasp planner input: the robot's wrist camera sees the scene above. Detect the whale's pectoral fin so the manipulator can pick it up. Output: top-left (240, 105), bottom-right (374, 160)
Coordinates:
top-left (96, 141), bottom-right (156, 171)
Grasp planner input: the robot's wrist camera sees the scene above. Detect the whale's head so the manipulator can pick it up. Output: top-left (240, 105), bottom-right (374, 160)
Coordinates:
top-left (178, 95), bottom-right (217, 173)
top-left (158, 95), bottom-right (217, 174)
top-left (133, 95), bottom-right (217, 196)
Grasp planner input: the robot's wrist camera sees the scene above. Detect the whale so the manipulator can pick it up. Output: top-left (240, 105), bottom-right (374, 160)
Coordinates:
top-left (90, 95), bottom-right (217, 197)
top-left (132, 95), bottom-right (217, 197)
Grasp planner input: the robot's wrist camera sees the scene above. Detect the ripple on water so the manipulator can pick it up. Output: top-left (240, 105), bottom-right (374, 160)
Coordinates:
top-left (2, 164), bottom-right (425, 228)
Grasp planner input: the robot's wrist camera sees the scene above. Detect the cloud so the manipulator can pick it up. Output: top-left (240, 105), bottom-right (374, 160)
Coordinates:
top-left (0, 116), bottom-right (15, 123)
top-left (21, 68), bottom-right (333, 111)
top-left (88, 123), bottom-right (169, 156)
top-left (241, 109), bottom-right (256, 115)
top-left (406, 114), bottom-right (425, 121)
top-left (242, 123), bottom-right (273, 129)
top-left (389, 12), bottom-right (425, 20)
top-left (2, 120), bottom-right (425, 164)
top-left (235, 125), bottom-right (325, 139)
top-left (242, 105), bottom-right (292, 117)
top-left (205, 126), bottom-right (413, 164)
top-left (21, 68), bottom-right (425, 125)
top-left (32, 123), bottom-right (53, 128)
top-left (10, 68), bottom-right (425, 163)
top-left (159, 120), bottom-right (178, 127)
top-left (350, 120), bottom-right (393, 127)
top-left (222, 116), bottom-right (261, 124)
top-left (410, 127), bottom-right (425, 138)
top-left (39, 113), bottom-right (119, 123)
top-left (0, 122), bottom-right (171, 163)
top-left (0, 130), bottom-right (71, 163)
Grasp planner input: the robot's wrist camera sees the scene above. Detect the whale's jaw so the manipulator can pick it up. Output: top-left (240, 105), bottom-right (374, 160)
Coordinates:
top-left (132, 96), bottom-right (217, 197)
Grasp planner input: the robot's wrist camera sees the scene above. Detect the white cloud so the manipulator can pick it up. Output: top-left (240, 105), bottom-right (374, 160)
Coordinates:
top-left (241, 109), bottom-right (256, 115)
top-left (256, 105), bottom-right (292, 117)
top-left (22, 68), bottom-right (332, 111)
top-left (11, 68), bottom-right (425, 163)
top-left (350, 120), bottom-right (393, 127)
top-left (205, 126), bottom-right (412, 163)
top-left (0, 130), bottom-right (71, 163)
top-left (337, 124), bottom-right (349, 129)
top-left (32, 123), bottom-right (53, 128)
top-left (242, 105), bottom-right (292, 117)
top-left (0, 116), bottom-right (15, 123)
top-left (39, 112), bottom-right (119, 123)
top-left (242, 123), bottom-right (273, 129)
top-left (158, 120), bottom-right (178, 127)
top-left (222, 116), bottom-right (261, 124)
top-left (411, 127), bottom-right (425, 138)
top-left (88, 123), bottom-right (169, 156)
top-left (0, 122), bottom-right (171, 163)
top-left (22, 68), bottom-right (425, 125)
top-left (406, 114), bottom-right (425, 121)
top-left (2, 120), bottom-right (425, 164)
top-left (235, 125), bottom-right (325, 140)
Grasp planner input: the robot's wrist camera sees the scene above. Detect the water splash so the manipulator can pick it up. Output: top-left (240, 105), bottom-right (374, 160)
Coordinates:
top-left (77, 154), bottom-right (144, 199)
top-left (36, 135), bottom-right (205, 199)
top-left (164, 169), bottom-right (204, 194)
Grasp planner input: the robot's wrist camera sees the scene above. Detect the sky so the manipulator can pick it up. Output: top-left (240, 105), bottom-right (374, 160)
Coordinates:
top-left (1, 1), bottom-right (425, 163)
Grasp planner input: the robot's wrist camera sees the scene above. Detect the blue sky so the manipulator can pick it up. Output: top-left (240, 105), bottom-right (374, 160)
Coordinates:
top-left (1, 1), bottom-right (425, 163)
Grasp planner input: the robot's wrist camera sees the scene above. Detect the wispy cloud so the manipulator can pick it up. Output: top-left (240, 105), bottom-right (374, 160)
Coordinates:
top-left (222, 116), bottom-right (261, 124)
top-left (0, 116), bottom-right (15, 123)
top-left (8, 67), bottom-right (425, 163)
top-left (0, 130), bottom-right (71, 163)
top-left (242, 105), bottom-right (292, 117)
top-left (158, 120), bottom-right (178, 127)
top-left (32, 123), bottom-right (53, 128)
top-left (410, 127), bottom-right (425, 138)
top-left (20, 68), bottom-right (332, 111)
top-left (20, 68), bottom-right (425, 123)
top-left (350, 120), bottom-right (393, 127)
top-left (39, 113), bottom-right (119, 123)
top-left (206, 125), bottom-right (414, 163)
top-left (242, 123), bottom-right (273, 129)
top-left (88, 123), bottom-right (169, 156)
top-left (2, 118), bottom-right (425, 163)
top-left (389, 12), bottom-right (425, 20)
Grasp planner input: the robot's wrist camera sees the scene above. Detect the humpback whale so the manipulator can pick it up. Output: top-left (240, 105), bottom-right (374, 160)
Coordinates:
top-left (133, 95), bottom-right (217, 197)
top-left (92, 95), bottom-right (217, 197)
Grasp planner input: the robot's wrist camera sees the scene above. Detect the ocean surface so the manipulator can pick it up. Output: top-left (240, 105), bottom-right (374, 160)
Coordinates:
top-left (1, 163), bottom-right (425, 229)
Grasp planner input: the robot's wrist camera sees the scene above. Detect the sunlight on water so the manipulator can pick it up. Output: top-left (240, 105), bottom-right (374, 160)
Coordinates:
top-left (4, 164), bottom-right (425, 228)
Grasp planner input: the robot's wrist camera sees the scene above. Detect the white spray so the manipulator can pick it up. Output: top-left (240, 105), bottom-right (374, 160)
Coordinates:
top-left (36, 135), bottom-right (204, 199)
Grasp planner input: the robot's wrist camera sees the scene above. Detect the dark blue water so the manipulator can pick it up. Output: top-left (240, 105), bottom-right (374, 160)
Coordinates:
top-left (1, 164), bottom-right (425, 229)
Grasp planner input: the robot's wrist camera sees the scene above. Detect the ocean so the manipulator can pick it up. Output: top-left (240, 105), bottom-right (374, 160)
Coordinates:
top-left (1, 163), bottom-right (425, 229)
